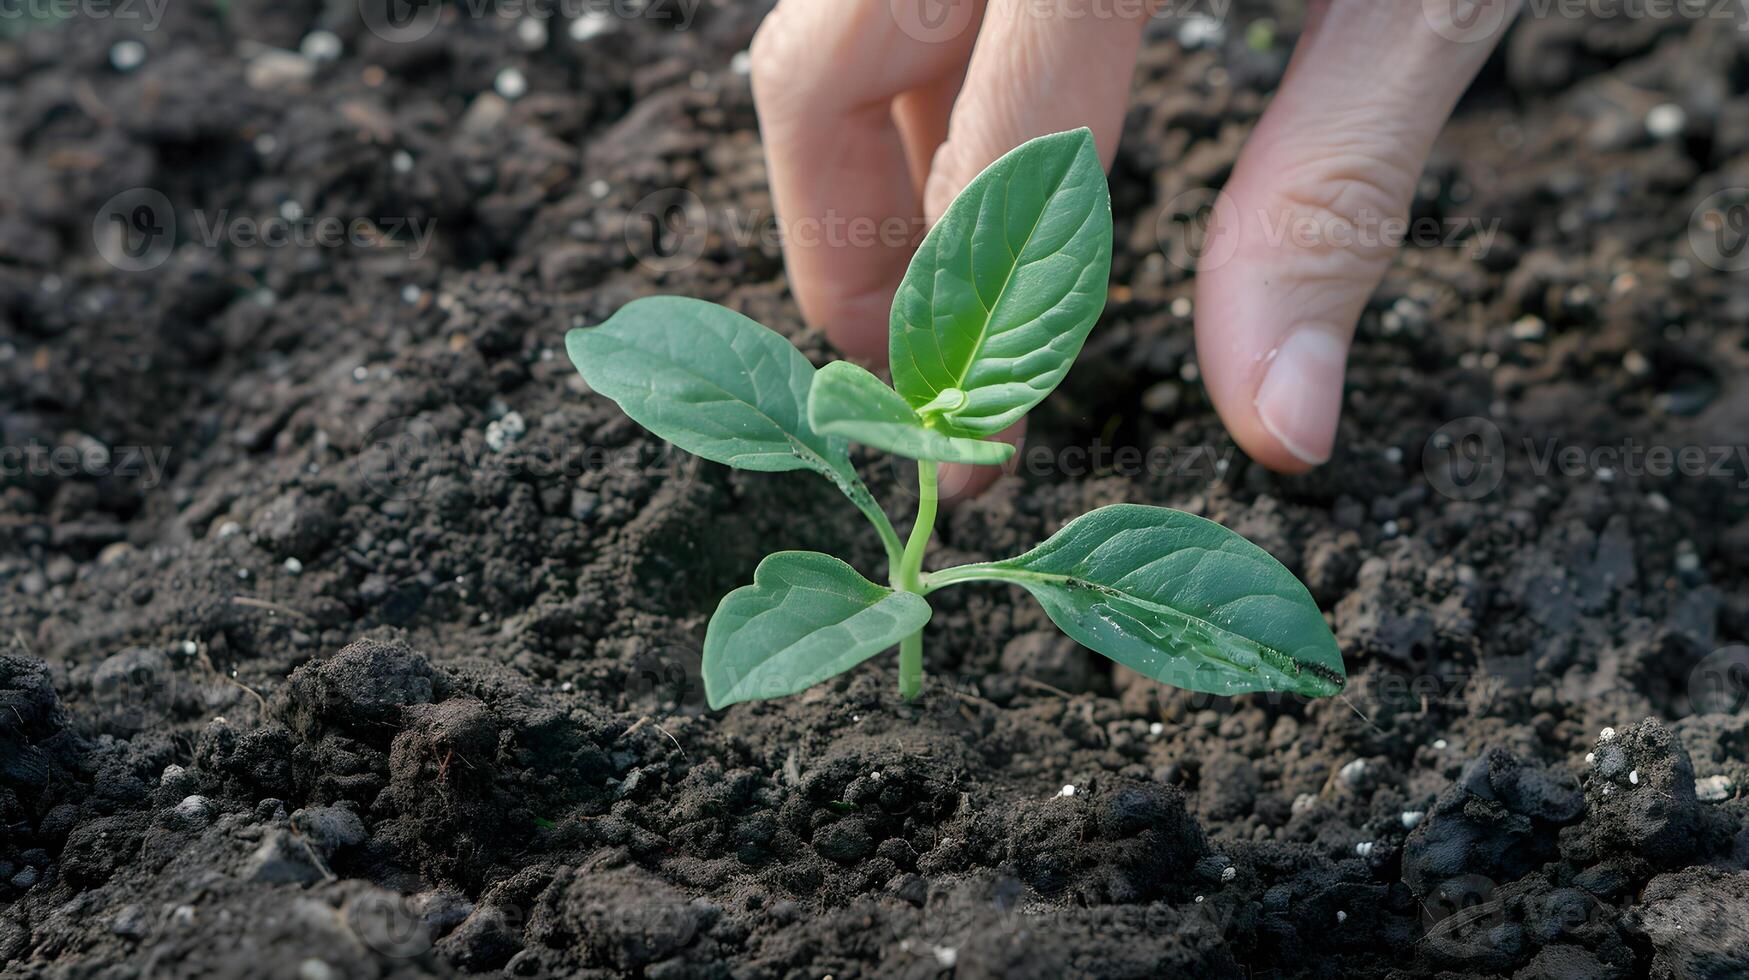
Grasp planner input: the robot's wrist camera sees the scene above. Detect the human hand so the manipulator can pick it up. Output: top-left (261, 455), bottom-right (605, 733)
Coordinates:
top-left (750, 0), bottom-right (1515, 500)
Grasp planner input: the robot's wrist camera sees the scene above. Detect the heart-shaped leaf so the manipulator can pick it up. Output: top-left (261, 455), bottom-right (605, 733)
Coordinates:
top-left (808, 361), bottom-right (1015, 465)
top-left (967, 505), bottom-right (1344, 697)
top-left (566, 296), bottom-right (852, 481)
top-left (704, 552), bottom-right (932, 709)
top-left (889, 128), bottom-right (1112, 436)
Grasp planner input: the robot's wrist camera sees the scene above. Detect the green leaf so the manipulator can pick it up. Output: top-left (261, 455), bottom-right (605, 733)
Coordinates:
top-left (889, 128), bottom-right (1112, 436)
top-left (566, 296), bottom-right (852, 481)
top-left (703, 552), bottom-right (933, 709)
top-left (959, 505), bottom-right (1344, 698)
top-left (808, 361), bottom-right (1015, 465)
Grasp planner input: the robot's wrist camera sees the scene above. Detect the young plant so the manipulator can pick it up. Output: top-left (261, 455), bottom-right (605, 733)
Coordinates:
top-left (567, 129), bottom-right (1345, 708)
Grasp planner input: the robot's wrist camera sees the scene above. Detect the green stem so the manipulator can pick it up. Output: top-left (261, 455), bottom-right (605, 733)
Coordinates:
top-left (894, 460), bottom-right (938, 699)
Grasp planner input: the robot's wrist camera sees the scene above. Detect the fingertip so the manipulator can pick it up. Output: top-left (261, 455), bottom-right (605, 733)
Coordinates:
top-left (938, 418), bottom-right (1026, 508)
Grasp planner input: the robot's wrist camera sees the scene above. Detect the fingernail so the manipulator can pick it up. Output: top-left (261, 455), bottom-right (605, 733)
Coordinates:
top-left (1253, 329), bottom-right (1347, 466)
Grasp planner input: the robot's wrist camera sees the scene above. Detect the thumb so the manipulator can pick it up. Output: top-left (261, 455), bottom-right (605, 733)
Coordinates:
top-left (1193, 0), bottom-right (1514, 471)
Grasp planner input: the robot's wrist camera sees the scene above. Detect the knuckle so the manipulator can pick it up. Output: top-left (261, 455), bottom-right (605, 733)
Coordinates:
top-left (748, 9), bottom-right (803, 98)
top-left (1266, 149), bottom-right (1419, 263)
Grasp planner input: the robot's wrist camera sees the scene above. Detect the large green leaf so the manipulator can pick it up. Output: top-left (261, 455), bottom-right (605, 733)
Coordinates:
top-left (703, 552), bottom-right (932, 709)
top-left (961, 505), bottom-right (1344, 697)
top-left (566, 296), bottom-right (852, 481)
top-left (808, 361), bottom-right (1015, 466)
top-left (888, 128), bottom-right (1112, 436)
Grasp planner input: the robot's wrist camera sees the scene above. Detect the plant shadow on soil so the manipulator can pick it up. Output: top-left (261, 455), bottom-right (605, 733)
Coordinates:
top-left (2, 2), bottom-right (1749, 977)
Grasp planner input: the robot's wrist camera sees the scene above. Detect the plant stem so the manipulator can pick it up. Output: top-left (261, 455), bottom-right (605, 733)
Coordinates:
top-left (894, 460), bottom-right (938, 700)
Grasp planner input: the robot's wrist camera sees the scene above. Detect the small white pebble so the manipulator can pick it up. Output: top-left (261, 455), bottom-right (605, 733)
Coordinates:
top-left (161, 764), bottom-right (186, 783)
top-left (1602, 786), bottom-right (1612, 796)
top-left (1355, 841), bottom-right (1375, 858)
top-left (1623, 351), bottom-right (1651, 377)
top-left (870, 771), bottom-right (882, 781)
top-left (588, 179), bottom-right (610, 199)
top-left (1194, 894), bottom-right (1204, 903)
top-left (1058, 784), bottom-right (1076, 798)
top-left (254, 133), bottom-right (279, 155)
top-left (1221, 866), bottom-right (1236, 882)
top-left (1384, 446), bottom-right (1404, 464)
top-left (1596, 466), bottom-right (1616, 483)
top-left (1509, 315), bottom-right (1546, 341)
top-left (1292, 793), bottom-right (1316, 814)
top-left (279, 199), bottom-right (304, 221)
top-left (1646, 103), bottom-right (1686, 139)
top-left (1400, 810), bottom-right (1425, 830)
top-left (283, 557), bottom-right (303, 576)
top-left (1382, 520), bottom-right (1400, 538)
top-left (1338, 758), bottom-right (1367, 787)
top-left (1696, 775), bottom-right (1733, 802)
top-left (1599, 727), bottom-right (1617, 742)
top-left (110, 40), bottom-right (147, 72)
top-left (1646, 492), bottom-right (1671, 513)
top-left (1148, 722), bottom-right (1164, 736)
top-left (401, 284), bottom-right (422, 304)
top-left (180, 640), bottom-right (198, 656)
top-left (299, 30), bottom-right (342, 62)
top-left (932, 947), bottom-right (956, 968)
top-left (237, 569), bottom-right (250, 580)
top-left (1433, 739), bottom-right (1448, 750)
top-left (217, 521), bottom-right (241, 539)
top-left (1628, 770), bottom-right (1639, 786)
top-left (1336, 910), bottom-right (1348, 923)
top-left (391, 150), bottom-right (414, 174)
top-left (516, 17), bottom-right (549, 49)
top-left (730, 50), bottom-right (752, 75)
top-left (569, 11), bottom-right (613, 41)
top-left (494, 67), bottom-right (528, 100)
top-left (1676, 552), bottom-right (1701, 574)
top-left (1170, 297), bottom-right (1193, 318)
top-left (1585, 752), bottom-right (1596, 766)
top-left (559, 681), bottom-right (573, 692)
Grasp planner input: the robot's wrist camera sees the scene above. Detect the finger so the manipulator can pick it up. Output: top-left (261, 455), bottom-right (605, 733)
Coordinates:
top-left (1193, 0), bottom-right (1518, 471)
top-left (921, 0), bottom-right (1148, 223)
top-left (750, 0), bottom-right (984, 361)
top-left (938, 418), bottom-right (1025, 507)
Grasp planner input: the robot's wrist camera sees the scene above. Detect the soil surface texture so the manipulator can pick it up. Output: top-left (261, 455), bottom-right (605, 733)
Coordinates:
top-left (3, 2), bottom-right (1748, 978)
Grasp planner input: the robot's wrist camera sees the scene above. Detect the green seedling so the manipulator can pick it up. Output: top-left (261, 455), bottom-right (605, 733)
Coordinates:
top-left (567, 129), bottom-right (1345, 708)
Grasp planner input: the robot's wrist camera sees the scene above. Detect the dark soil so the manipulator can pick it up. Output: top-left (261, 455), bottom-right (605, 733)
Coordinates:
top-left (4, 2), bottom-right (1749, 978)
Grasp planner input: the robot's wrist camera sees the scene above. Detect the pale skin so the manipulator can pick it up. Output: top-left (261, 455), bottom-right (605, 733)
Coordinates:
top-left (749, 0), bottom-right (1520, 502)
